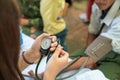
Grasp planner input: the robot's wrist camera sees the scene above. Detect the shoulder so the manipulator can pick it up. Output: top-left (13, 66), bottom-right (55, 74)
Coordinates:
top-left (92, 3), bottom-right (100, 13)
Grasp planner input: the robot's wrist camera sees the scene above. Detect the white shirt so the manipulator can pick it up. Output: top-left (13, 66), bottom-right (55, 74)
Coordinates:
top-left (88, 0), bottom-right (120, 54)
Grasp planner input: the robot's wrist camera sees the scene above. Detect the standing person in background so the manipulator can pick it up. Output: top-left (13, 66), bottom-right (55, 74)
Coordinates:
top-left (0, 0), bottom-right (69, 79)
top-left (63, 0), bottom-right (72, 16)
top-left (19, 0), bottom-right (44, 39)
top-left (79, 0), bottom-right (94, 23)
top-left (40, 0), bottom-right (68, 51)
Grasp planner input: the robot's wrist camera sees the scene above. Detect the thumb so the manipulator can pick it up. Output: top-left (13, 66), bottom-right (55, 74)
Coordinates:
top-left (53, 45), bottom-right (62, 57)
top-left (59, 50), bottom-right (69, 59)
top-left (28, 70), bottom-right (35, 77)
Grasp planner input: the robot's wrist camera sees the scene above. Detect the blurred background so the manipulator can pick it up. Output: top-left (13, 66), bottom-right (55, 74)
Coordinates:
top-left (64, 0), bottom-right (88, 54)
top-left (21, 0), bottom-right (89, 54)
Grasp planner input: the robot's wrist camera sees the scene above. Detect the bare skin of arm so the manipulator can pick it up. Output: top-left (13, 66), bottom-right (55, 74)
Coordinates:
top-left (18, 49), bottom-right (39, 71)
top-left (66, 33), bottom-right (97, 71)
top-left (86, 33), bottom-right (96, 47)
top-left (66, 57), bottom-right (96, 71)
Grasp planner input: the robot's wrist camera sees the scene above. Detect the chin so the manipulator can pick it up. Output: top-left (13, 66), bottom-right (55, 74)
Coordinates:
top-left (98, 6), bottom-right (107, 11)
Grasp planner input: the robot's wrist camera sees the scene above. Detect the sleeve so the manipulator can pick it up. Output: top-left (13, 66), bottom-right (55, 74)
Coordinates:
top-left (101, 16), bottom-right (120, 54)
top-left (88, 4), bottom-right (101, 35)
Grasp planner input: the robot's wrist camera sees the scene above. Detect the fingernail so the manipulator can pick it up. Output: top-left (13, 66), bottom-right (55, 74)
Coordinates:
top-left (52, 38), bottom-right (55, 42)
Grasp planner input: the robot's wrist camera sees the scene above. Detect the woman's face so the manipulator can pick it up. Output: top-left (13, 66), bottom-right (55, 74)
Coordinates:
top-left (95, 0), bottom-right (115, 11)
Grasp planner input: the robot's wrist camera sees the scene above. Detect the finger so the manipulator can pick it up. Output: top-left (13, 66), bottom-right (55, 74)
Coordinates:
top-left (51, 41), bottom-right (58, 48)
top-left (28, 70), bottom-right (35, 77)
top-left (50, 36), bottom-right (57, 42)
top-left (36, 33), bottom-right (50, 41)
top-left (60, 50), bottom-right (69, 58)
top-left (49, 47), bottom-right (56, 51)
top-left (53, 45), bottom-right (62, 57)
top-left (50, 42), bottom-right (60, 51)
top-left (38, 72), bottom-right (44, 78)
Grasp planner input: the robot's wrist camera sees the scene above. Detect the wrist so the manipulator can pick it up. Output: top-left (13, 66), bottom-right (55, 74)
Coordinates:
top-left (22, 51), bottom-right (34, 64)
top-left (23, 50), bottom-right (36, 64)
top-left (43, 71), bottom-right (55, 80)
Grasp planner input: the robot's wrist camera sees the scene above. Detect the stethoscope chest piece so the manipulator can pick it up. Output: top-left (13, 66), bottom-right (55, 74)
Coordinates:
top-left (40, 37), bottom-right (52, 55)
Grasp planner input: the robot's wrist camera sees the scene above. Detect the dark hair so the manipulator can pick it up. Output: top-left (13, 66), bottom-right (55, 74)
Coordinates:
top-left (0, 0), bottom-right (24, 79)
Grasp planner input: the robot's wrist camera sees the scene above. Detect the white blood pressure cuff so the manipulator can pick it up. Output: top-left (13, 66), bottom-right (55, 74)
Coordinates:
top-left (85, 36), bottom-right (112, 62)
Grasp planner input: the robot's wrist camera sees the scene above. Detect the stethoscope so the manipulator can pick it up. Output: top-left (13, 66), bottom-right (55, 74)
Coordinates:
top-left (23, 37), bottom-right (89, 80)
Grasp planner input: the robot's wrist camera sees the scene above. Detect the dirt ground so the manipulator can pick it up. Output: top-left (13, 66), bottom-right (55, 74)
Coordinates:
top-left (64, 1), bottom-right (89, 54)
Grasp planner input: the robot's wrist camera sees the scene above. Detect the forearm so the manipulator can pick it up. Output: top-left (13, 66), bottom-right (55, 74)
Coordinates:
top-left (43, 72), bottom-right (55, 80)
top-left (61, 2), bottom-right (69, 17)
top-left (87, 33), bottom-right (96, 47)
top-left (66, 57), bottom-right (95, 71)
top-left (18, 50), bottom-right (36, 71)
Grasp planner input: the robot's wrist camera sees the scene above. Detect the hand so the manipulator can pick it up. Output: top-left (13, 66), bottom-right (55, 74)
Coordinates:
top-left (28, 70), bottom-right (44, 78)
top-left (86, 63), bottom-right (97, 69)
top-left (85, 58), bottom-right (97, 69)
top-left (26, 33), bottom-right (57, 63)
top-left (43, 45), bottom-right (69, 80)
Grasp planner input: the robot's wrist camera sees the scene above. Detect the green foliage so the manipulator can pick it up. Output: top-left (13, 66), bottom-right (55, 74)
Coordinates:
top-left (22, 27), bottom-right (31, 36)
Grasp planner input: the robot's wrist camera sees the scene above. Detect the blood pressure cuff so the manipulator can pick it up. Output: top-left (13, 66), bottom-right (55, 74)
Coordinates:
top-left (85, 36), bottom-right (112, 62)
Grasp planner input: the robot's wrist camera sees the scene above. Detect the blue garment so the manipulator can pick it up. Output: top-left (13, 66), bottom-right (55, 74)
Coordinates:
top-left (55, 28), bottom-right (68, 51)
top-left (100, 6), bottom-right (111, 19)
top-left (20, 32), bottom-right (23, 45)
